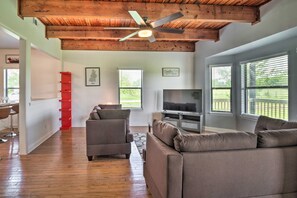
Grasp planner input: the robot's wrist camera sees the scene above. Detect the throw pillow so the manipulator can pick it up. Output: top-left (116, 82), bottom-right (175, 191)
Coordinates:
top-left (174, 132), bottom-right (257, 152)
top-left (89, 111), bottom-right (100, 120)
top-left (152, 120), bottom-right (180, 147)
top-left (257, 129), bottom-right (297, 148)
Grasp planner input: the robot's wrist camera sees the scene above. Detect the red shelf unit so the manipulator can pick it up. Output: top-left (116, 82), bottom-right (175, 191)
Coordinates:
top-left (59, 72), bottom-right (72, 130)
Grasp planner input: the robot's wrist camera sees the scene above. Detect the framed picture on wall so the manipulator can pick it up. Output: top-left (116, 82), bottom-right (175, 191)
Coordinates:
top-left (5, 54), bottom-right (19, 64)
top-left (162, 67), bottom-right (180, 77)
top-left (85, 67), bottom-right (100, 86)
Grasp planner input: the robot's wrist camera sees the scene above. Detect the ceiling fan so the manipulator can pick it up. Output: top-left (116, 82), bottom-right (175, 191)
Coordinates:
top-left (104, 11), bottom-right (184, 43)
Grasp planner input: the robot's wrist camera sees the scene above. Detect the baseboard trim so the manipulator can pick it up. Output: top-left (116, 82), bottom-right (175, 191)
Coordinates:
top-left (28, 128), bottom-right (59, 153)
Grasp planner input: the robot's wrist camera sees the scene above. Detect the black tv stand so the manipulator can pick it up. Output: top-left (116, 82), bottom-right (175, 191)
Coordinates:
top-left (161, 111), bottom-right (203, 133)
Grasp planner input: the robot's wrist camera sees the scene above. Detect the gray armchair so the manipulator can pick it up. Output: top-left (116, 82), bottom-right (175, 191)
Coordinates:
top-left (86, 109), bottom-right (133, 161)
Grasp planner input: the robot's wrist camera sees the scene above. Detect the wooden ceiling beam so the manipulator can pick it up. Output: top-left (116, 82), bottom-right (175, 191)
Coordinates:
top-left (19, 0), bottom-right (260, 23)
top-left (61, 40), bottom-right (195, 52)
top-left (46, 26), bottom-right (219, 41)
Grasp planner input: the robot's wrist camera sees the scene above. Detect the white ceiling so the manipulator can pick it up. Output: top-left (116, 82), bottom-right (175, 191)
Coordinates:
top-left (0, 28), bottom-right (19, 49)
top-left (213, 26), bottom-right (297, 57)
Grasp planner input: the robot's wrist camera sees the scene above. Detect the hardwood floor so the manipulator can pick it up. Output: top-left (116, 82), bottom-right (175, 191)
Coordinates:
top-left (0, 128), bottom-right (151, 197)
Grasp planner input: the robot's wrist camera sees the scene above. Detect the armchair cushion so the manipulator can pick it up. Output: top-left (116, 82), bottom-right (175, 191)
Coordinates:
top-left (98, 104), bottom-right (122, 109)
top-left (257, 129), bottom-right (297, 148)
top-left (93, 106), bottom-right (101, 111)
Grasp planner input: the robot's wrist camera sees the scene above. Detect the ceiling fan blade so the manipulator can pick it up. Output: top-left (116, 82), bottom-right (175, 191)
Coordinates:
top-left (154, 27), bottom-right (184, 34)
top-left (119, 31), bottom-right (139, 42)
top-left (104, 27), bottom-right (140, 30)
top-left (147, 34), bottom-right (156, 43)
top-left (128, 11), bottom-right (147, 26)
top-left (150, 12), bottom-right (184, 28)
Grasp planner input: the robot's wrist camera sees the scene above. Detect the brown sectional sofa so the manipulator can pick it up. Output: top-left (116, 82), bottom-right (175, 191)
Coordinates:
top-left (143, 116), bottom-right (297, 198)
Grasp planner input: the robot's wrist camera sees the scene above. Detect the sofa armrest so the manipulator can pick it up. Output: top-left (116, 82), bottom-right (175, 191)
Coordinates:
top-left (145, 133), bottom-right (183, 198)
top-left (86, 119), bottom-right (126, 144)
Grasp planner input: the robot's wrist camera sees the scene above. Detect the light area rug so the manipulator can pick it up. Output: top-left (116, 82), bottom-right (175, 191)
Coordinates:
top-left (133, 133), bottom-right (146, 156)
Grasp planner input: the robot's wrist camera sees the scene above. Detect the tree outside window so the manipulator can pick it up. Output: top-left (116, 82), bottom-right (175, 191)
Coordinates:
top-left (119, 69), bottom-right (142, 109)
top-left (210, 65), bottom-right (232, 112)
top-left (241, 54), bottom-right (288, 120)
top-left (4, 69), bottom-right (19, 102)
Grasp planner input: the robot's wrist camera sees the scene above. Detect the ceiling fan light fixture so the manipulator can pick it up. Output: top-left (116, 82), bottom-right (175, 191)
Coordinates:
top-left (138, 29), bottom-right (153, 38)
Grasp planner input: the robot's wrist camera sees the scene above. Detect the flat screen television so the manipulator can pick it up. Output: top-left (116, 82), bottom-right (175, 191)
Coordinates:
top-left (163, 89), bottom-right (202, 113)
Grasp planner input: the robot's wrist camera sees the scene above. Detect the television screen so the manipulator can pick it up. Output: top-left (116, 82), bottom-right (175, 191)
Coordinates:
top-left (163, 89), bottom-right (202, 113)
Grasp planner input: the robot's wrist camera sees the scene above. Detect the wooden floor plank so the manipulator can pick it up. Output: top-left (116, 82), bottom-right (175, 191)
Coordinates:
top-left (0, 127), bottom-right (151, 197)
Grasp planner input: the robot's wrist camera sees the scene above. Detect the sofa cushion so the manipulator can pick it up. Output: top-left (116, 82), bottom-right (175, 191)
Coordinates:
top-left (257, 129), bottom-right (297, 148)
top-left (89, 111), bottom-right (100, 120)
top-left (174, 132), bottom-right (257, 152)
top-left (282, 121), bottom-right (297, 129)
top-left (254, 116), bottom-right (286, 132)
top-left (152, 120), bottom-right (180, 147)
top-left (97, 109), bottom-right (130, 132)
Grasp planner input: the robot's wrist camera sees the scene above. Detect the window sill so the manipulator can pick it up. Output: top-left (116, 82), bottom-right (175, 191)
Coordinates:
top-left (123, 107), bottom-right (143, 111)
top-left (207, 112), bottom-right (234, 117)
top-left (240, 113), bottom-right (259, 121)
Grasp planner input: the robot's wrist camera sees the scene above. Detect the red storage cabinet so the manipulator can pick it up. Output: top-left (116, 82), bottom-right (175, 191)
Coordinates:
top-left (59, 72), bottom-right (72, 130)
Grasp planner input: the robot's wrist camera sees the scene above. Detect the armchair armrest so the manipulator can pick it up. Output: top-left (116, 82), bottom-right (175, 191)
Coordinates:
top-left (126, 133), bottom-right (134, 143)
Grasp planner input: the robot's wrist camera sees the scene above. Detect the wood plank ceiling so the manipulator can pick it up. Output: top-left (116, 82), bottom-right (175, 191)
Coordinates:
top-left (18, 0), bottom-right (271, 52)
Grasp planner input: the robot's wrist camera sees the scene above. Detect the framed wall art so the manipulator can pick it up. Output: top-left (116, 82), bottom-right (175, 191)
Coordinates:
top-left (5, 54), bottom-right (19, 64)
top-left (85, 67), bottom-right (100, 86)
top-left (162, 67), bottom-right (180, 77)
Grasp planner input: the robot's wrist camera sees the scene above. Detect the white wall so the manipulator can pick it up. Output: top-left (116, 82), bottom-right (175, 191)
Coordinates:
top-left (26, 98), bottom-right (60, 153)
top-left (0, 0), bottom-right (62, 154)
top-left (31, 49), bottom-right (60, 99)
top-left (195, 0), bottom-right (297, 131)
top-left (63, 51), bottom-right (194, 127)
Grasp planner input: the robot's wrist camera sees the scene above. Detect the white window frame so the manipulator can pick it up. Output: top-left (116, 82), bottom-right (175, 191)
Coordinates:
top-left (240, 52), bottom-right (289, 119)
top-left (209, 64), bottom-right (233, 113)
top-left (3, 68), bottom-right (20, 102)
top-left (118, 68), bottom-right (143, 109)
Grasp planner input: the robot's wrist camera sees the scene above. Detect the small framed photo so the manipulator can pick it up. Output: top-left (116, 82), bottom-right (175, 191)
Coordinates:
top-left (162, 67), bottom-right (180, 77)
top-left (5, 54), bottom-right (19, 64)
top-left (85, 67), bottom-right (100, 86)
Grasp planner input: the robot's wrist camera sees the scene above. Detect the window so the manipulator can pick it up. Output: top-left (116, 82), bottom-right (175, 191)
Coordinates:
top-left (241, 54), bottom-right (288, 120)
top-left (4, 68), bottom-right (19, 102)
top-left (119, 69), bottom-right (143, 109)
top-left (210, 65), bottom-right (232, 112)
